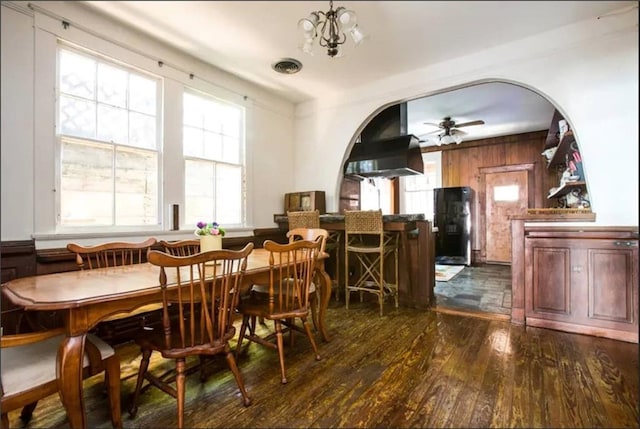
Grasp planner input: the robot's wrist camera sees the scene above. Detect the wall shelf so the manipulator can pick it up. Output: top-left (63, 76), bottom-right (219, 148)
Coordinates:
top-left (547, 181), bottom-right (586, 199)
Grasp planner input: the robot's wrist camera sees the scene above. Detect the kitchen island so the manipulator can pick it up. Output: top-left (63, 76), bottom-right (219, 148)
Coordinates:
top-left (274, 213), bottom-right (435, 308)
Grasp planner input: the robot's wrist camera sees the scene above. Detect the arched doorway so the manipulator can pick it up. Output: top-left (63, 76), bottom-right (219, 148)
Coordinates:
top-left (339, 81), bottom-right (590, 317)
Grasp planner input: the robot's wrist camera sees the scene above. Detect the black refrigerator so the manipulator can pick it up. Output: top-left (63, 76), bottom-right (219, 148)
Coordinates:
top-left (433, 186), bottom-right (473, 266)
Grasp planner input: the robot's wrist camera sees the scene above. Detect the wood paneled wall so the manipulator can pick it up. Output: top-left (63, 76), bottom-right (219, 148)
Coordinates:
top-left (422, 130), bottom-right (556, 258)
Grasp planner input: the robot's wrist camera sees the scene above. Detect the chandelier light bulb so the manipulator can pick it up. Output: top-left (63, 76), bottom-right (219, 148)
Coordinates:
top-left (349, 25), bottom-right (367, 45)
top-left (337, 8), bottom-right (357, 30)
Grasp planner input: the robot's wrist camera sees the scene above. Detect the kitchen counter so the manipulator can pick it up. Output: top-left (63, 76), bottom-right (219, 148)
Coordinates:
top-left (273, 212), bottom-right (434, 308)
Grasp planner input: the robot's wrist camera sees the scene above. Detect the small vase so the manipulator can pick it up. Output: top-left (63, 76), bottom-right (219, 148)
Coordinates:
top-left (200, 235), bottom-right (222, 252)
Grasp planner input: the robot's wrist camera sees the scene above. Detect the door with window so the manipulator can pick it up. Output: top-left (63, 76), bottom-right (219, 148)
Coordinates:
top-left (482, 165), bottom-right (533, 264)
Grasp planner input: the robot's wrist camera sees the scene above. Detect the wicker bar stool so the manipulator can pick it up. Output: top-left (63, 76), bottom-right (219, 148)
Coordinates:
top-left (287, 210), bottom-right (342, 301)
top-left (344, 210), bottom-right (399, 315)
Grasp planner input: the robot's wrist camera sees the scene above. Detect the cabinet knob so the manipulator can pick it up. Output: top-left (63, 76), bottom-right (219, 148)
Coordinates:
top-left (613, 241), bottom-right (637, 247)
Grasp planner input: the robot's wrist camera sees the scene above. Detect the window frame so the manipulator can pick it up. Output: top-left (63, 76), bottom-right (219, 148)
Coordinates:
top-left (54, 42), bottom-right (164, 233)
top-left (181, 87), bottom-right (247, 229)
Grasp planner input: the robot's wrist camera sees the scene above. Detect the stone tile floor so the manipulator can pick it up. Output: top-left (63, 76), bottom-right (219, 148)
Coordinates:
top-left (434, 263), bottom-right (512, 315)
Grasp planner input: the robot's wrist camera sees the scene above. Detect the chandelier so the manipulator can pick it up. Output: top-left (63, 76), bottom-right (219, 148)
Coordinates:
top-left (298, 1), bottom-right (366, 58)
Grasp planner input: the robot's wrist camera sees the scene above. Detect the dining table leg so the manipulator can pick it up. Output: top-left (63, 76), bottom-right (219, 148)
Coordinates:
top-left (57, 334), bottom-right (87, 429)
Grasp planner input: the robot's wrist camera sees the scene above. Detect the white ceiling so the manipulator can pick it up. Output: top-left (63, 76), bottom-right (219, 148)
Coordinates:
top-left (81, 1), bottom-right (634, 145)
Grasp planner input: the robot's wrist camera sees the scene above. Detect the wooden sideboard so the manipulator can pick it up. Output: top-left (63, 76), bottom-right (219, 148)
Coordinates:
top-left (511, 221), bottom-right (638, 343)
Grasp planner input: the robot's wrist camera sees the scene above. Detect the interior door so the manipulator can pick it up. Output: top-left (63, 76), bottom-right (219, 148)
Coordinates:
top-left (485, 170), bottom-right (529, 263)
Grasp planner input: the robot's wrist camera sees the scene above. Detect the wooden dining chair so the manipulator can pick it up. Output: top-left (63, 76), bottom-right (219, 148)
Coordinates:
top-left (159, 239), bottom-right (200, 256)
top-left (285, 227), bottom-right (329, 331)
top-left (66, 238), bottom-right (160, 338)
top-left (0, 328), bottom-right (121, 429)
top-left (287, 210), bottom-right (342, 301)
top-left (129, 243), bottom-right (254, 429)
top-left (235, 238), bottom-right (323, 384)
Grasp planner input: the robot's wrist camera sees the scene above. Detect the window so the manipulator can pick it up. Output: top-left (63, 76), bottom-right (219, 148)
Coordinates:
top-left (183, 90), bottom-right (245, 226)
top-left (57, 46), bottom-right (160, 227)
top-left (402, 153), bottom-right (441, 221)
top-left (360, 178), bottom-right (392, 214)
top-left (493, 185), bottom-right (519, 202)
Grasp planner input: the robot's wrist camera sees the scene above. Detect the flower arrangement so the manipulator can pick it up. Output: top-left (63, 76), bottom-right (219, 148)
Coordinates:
top-left (195, 221), bottom-right (226, 237)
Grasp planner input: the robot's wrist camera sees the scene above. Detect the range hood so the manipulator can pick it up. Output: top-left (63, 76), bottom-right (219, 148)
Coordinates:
top-left (344, 134), bottom-right (424, 178)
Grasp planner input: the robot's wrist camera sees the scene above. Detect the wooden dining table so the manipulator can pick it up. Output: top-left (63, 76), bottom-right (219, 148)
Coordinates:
top-left (1, 247), bottom-right (332, 429)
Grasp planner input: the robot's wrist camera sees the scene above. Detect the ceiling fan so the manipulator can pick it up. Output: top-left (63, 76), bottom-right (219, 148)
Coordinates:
top-left (420, 116), bottom-right (485, 145)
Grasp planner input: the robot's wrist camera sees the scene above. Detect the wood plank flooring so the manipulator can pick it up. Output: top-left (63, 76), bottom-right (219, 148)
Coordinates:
top-left (6, 301), bottom-right (638, 428)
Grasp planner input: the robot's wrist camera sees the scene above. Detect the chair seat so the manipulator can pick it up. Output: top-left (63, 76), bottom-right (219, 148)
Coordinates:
top-left (134, 324), bottom-right (235, 359)
top-left (237, 295), bottom-right (309, 320)
top-left (251, 279), bottom-right (317, 295)
top-left (0, 334), bottom-right (114, 397)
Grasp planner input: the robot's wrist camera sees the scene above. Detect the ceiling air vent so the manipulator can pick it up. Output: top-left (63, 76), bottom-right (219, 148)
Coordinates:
top-left (272, 58), bottom-right (302, 74)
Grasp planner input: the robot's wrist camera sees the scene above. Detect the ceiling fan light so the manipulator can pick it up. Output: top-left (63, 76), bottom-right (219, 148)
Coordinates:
top-left (453, 134), bottom-right (463, 144)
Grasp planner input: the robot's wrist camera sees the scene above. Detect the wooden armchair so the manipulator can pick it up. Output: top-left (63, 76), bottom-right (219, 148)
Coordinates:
top-left (288, 210), bottom-right (342, 301)
top-left (159, 239), bottom-right (200, 256)
top-left (235, 238), bottom-right (323, 384)
top-left (66, 238), bottom-right (160, 340)
top-left (1, 328), bottom-right (121, 429)
top-left (129, 243), bottom-right (254, 429)
top-left (285, 228), bottom-right (329, 331)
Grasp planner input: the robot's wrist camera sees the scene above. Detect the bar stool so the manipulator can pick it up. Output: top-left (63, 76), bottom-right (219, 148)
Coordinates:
top-left (287, 210), bottom-right (342, 301)
top-left (344, 210), bottom-right (399, 315)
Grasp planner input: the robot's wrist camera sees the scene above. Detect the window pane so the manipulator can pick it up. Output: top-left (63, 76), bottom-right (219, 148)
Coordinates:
top-left (115, 147), bottom-right (158, 225)
top-left (221, 106), bottom-right (241, 137)
top-left (60, 140), bottom-right (113, 225)
top-left (59, 49), bottom-right (96, 99)
top-left (203, 101), bottom-right (222, 132)
top-left (59, 95), bottom-right (96, 139)
top-left (97, 63), bottom-right (127, 107)
top-left (184, 159), bottom-right (214, 226)
top-left (222, 136), bottom-right (239, 164)
top-left (129, 112), bottom-right (156, 149)
top-left (184, 126), bottom-right (204, 158)
top-left (494, 185), bottom-right (519, 202)
top-left (129, 74), bottom-right (156, 115)
top-left (97, 104), bottom-right (128, 143)
top-left (204, 131), bottom-right (223, 161)
top-left (184, 93), bottom-right (204, 127)
top-left (216, 164), bottom-right (242, 224)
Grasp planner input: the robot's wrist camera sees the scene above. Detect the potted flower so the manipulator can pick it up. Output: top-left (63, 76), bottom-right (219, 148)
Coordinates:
top-left (195, 221), bottom-right (225, 252)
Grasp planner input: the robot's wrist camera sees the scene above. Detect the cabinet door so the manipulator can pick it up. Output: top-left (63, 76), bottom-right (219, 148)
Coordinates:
top-left (525, 236), bottom-right (638, 342)
top-left (584, 239), bottom-right (638, 328)
top-left (525, 238), bottom-right (577, 322)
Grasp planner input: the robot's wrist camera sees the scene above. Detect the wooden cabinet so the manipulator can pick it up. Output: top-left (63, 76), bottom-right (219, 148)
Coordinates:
top-left (542, 110), bottom-right (589, 208)
top-left (525, 229), bottom-right (638, 342)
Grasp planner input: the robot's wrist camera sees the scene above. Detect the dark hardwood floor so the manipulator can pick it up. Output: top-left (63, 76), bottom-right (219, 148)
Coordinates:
top-left (6, 300), bottom-right (638, 428)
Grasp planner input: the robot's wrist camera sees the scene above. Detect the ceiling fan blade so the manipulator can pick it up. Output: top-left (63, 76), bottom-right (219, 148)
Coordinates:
top-left (455, 120), bottom-right (485, 128)
top-left (421, 129), bottom-right (442, 136)
top-left (422, 122), bottom-right (441, 128)
top-left (451, 129), bottom-right (467, 135)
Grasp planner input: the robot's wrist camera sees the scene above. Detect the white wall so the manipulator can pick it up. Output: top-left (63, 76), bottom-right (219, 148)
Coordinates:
top-left (1, 2), bottom-right (296, 244)
top-left (294, 10), bottom-right (639, 226)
